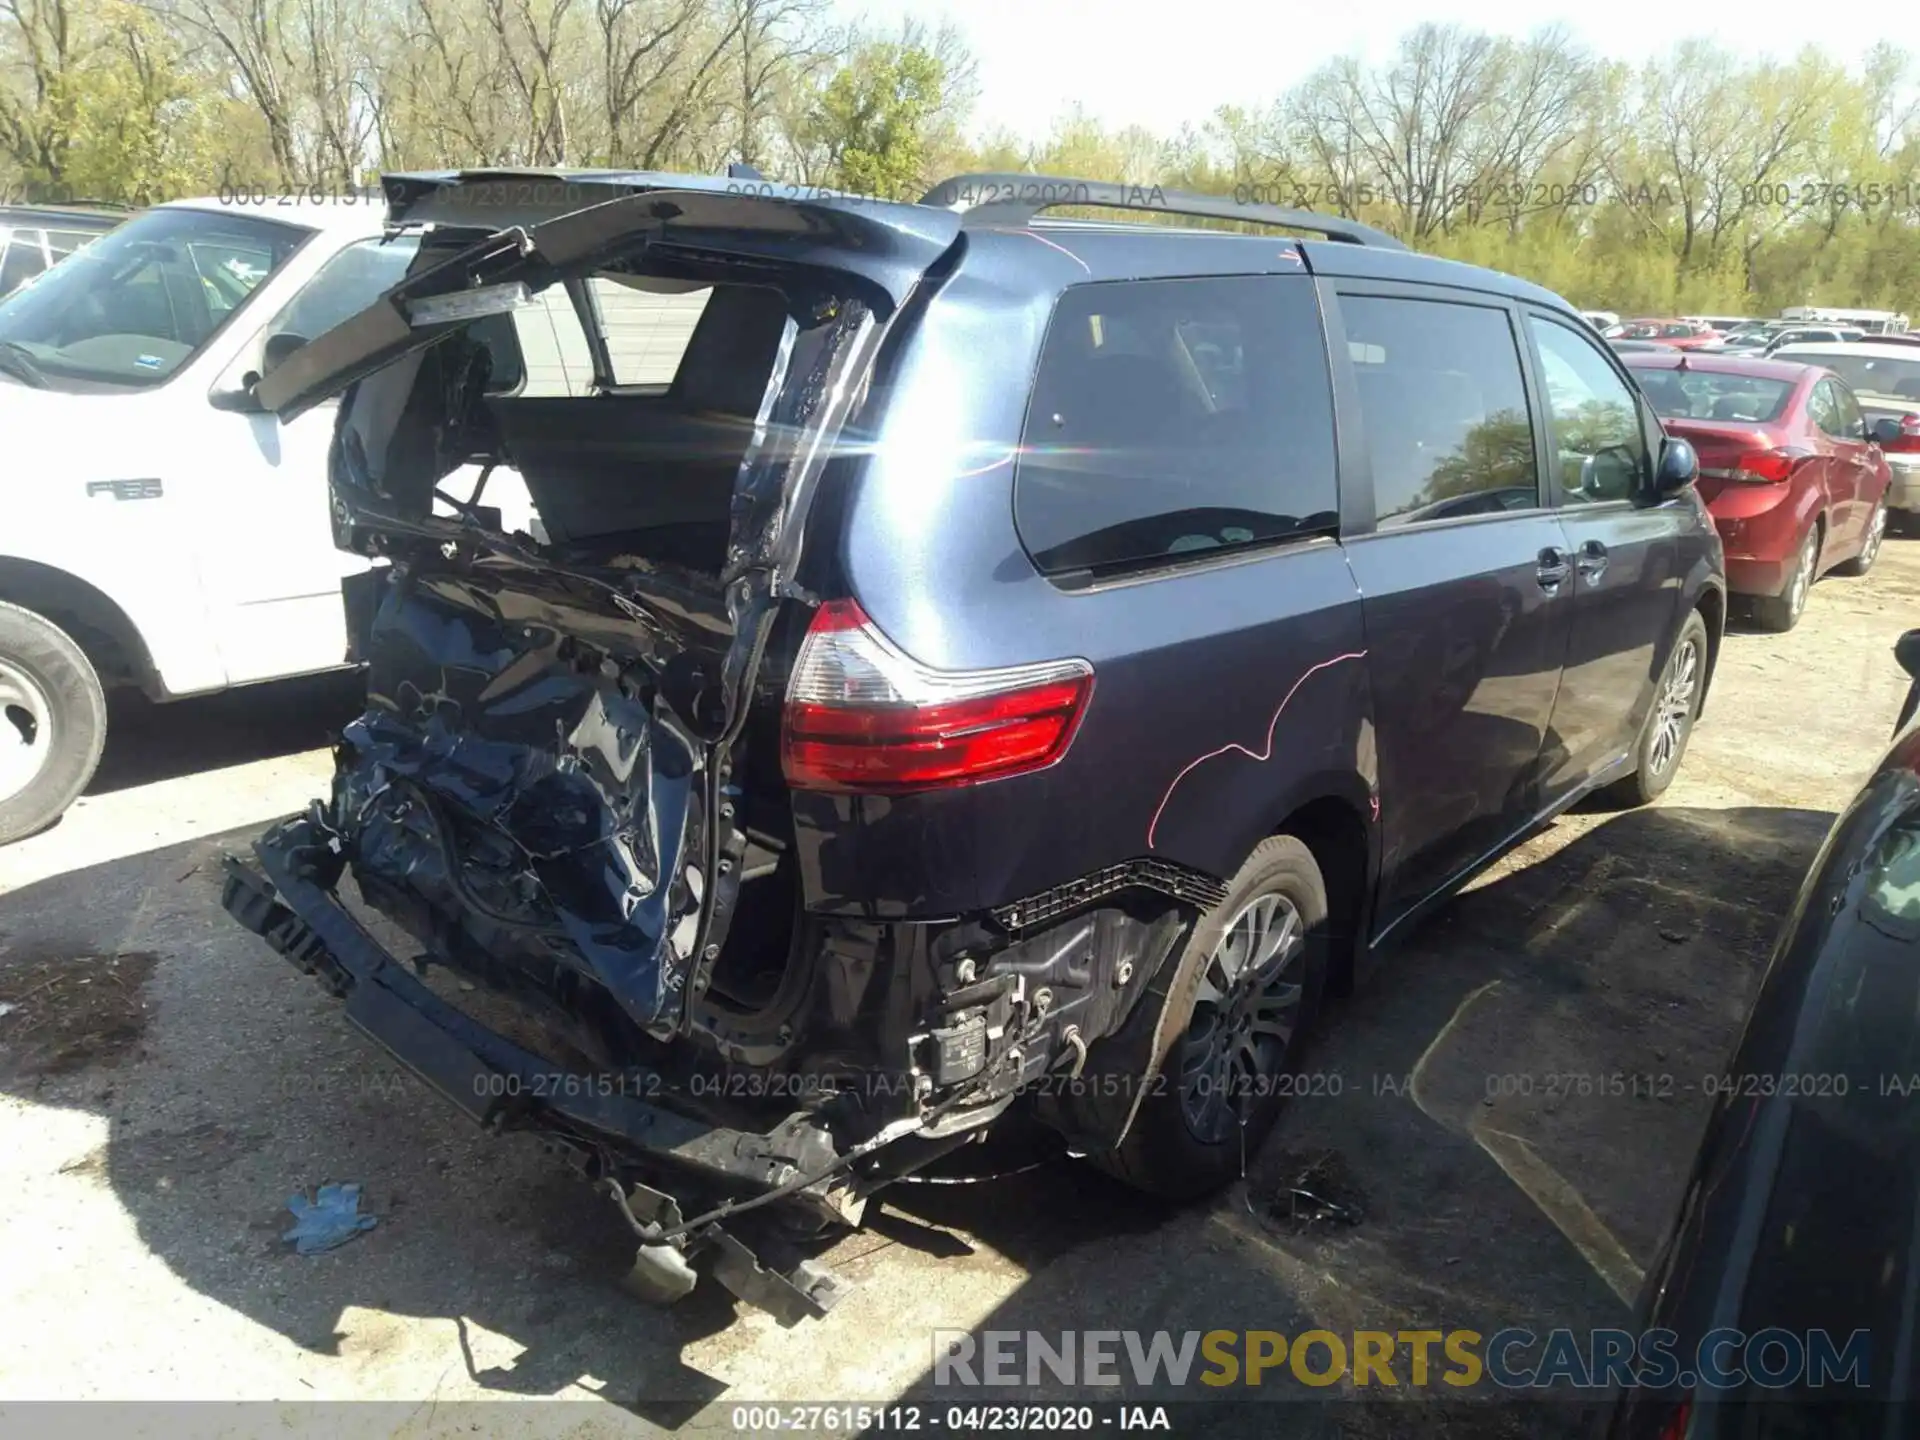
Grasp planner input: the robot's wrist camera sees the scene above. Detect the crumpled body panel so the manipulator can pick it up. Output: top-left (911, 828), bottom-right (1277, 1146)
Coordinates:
top-left (336, 571), bottom-right (709, 1033)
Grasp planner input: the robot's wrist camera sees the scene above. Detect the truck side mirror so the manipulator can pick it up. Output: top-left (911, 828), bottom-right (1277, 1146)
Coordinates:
top-left (261, 331), bottom-right (310, 376)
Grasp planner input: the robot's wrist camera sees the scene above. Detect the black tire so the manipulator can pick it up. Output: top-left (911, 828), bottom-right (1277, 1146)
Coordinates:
top-left (1752, 525), bottom-right (1819, 632)
top-left (0, 603), bottom-right (107, 846)
top-left (1091, 835), bottom-right (1328, 1201)
top-left (1607, 608), bottom-right (1708, 808)
top-left (1836, 498), bottom-right (1888, 577)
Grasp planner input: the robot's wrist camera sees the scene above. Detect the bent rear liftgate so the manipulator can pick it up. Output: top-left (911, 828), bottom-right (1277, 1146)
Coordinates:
top-left (220, 174), bottom-right (1182, 1328)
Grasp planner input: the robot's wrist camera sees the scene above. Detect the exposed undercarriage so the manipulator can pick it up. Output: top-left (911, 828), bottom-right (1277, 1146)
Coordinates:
top-left (217, 182), bottom-right (1227, 1321)
top-left (222, 561), bottom-right (1200, 1323)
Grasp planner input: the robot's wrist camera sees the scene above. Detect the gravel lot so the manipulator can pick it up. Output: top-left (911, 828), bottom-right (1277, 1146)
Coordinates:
top-left (1, 542), bottom-right (1913, 1437)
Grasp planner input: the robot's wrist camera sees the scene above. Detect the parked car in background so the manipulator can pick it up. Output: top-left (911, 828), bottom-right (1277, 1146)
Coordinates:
top-left (1704, 323), bottom-right (1782, 352)
top-left (1764, 325), bottom-right (1866, 352)
top-left (215, 166), bottom-right (1725, 1320)
top-left (1625, 351), bottom-right (1890, 629)
top-left (1582, 310), bottom-right (1620, 332)
top-left (0, 192), bottom-right (701, 842)
top-left (1605, 630), bottom-right (1920, 1438)
top-left (1779, 304), bottom-right (1908, 334)
top-left (1773, 341), bottom-right (1920, 528)
top-left (0, 204), bottom-right (127, 298)
top-left (1681, 314), bottom-right (1754, 333)
top-left (1615, 319), bottom-right (1721, 349)
top-left (1608, 338), bottom-right (1680, 354)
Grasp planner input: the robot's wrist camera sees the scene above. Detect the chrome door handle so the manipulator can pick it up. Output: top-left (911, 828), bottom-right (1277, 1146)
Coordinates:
top-left (1576, 539), bottom-right (1609, 583)
top-left (1537, 546), bottom-right (1572, 590)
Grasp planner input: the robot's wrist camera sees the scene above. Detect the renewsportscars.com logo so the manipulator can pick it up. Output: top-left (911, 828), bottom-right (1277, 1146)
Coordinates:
top-left (932, 1328), bottom-right (1872, 1392)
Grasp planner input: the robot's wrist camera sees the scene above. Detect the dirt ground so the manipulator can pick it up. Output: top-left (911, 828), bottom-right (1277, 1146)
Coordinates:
top-left (1, 542), bottom-right (1914, 1438)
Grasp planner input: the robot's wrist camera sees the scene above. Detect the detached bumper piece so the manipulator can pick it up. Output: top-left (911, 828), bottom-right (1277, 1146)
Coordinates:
top-left (220, 816), bottom-right (852, 1326)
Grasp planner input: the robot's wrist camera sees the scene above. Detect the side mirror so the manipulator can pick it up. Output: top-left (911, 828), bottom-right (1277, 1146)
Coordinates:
top-left (1871, 416), bottom-right (1904, 446)
top-left (1654, 436), bottom-right (1698, 497)
top-left (1897, 630), bottom-right (1920, 682)
top-left (261, 331), bottom-right (309, 376)
top-left (208, 373), bottom-right (268, 413)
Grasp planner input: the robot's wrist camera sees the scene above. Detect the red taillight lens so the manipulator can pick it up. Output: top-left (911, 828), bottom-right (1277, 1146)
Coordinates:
top-left (1657, 1396), bottom-right (1693, 1440)
top-left (1730, 447), bottom-right (1802, 484)
top-left (1888, 414), bottom-right (1920, 453)
top-left (781, 599), bottom-right (1094, 793)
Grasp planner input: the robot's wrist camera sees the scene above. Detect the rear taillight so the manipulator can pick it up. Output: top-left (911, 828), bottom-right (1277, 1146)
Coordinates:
top-left (781, 599), bottom-right (1093, 793)
top-left (1728, 447), bottom-right (1806, 484)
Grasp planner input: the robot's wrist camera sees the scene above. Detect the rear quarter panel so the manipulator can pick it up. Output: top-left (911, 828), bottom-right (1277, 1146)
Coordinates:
top-left (797, 231), bottom-right (1374, 919)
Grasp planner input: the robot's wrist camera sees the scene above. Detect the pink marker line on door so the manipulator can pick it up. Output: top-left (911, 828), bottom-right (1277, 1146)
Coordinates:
top-left (1145, 650), bottom-right (1369, 850)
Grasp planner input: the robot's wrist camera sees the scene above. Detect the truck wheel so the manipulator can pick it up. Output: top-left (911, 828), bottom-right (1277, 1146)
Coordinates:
top-left (0, 603), bottom-right (107, 845)
top-left (1091, 835), bottom-right (1328, 1201)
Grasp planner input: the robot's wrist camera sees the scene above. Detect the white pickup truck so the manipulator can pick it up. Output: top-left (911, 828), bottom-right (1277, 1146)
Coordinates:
top-left (0, 194), bottom-right (707, 842)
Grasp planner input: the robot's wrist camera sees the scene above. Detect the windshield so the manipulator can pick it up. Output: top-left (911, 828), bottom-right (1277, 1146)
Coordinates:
top-left (1633, 367), bottom-right (1793, 423)
top-left (1778, 351), bottom-right (1920, 405)
top-left (0, 206), bottom-right (308, 389)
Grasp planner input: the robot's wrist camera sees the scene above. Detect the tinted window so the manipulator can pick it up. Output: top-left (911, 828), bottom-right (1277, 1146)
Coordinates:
top-left (1529, 316), bottom-right (1647, 505)
top-left (1833, 382), bottom-right (1867, 439)
top-left (45, 228), bottom-right (101, 262)
top-left (0, 229), bottom-right (46, 294)
top-left (1014, 276), bottom-right (1336, 577)
top-left (1631, 365), bottom-right (1792, 423)
top-left (1808, 380), bottom-right (1844, 437)
top-left (0, 206), bottom-right (305, 387)
top-left (587, 278), bottom-right (712, 387)
top-left (271, 237), bottom-right (421, 343)
top-left (1811, 379), bottom-right (1867, 440)
top-left (1342, 295), bottom-right (1536, 526)
top-left (1780, 350), bottom-right (1920, 404)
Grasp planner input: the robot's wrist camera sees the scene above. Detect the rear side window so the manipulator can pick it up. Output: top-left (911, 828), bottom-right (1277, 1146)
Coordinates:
top-left (1812, 378), bottom-right (1866, 440)
top-left (0, 228), bottom-right (47, 294)
top-left (1632, 365), bottom-right (1791, 424)
top-left (45, 228), bottom-right (100, 263)
top-left (1528, 315), bottom-right (1648, 504)
top-left (585, 278), bottom-right (711, 387)
top-left (496, 279), bottom-right (716, 396)
top-left (1341, 295), bottom-right (1537, 526)
top-left (1014, 276), bottom-right (1336, 578)
top-left (271, 237), bottom-right (421, 343)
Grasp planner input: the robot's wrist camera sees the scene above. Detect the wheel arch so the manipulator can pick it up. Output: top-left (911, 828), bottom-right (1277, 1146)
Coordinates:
top-left (1270, 785), bottom-right (1376, 998)
top-left (0, 557), bottom-right (159, 696)
top-left (1692, 581), bottom-right (1725, 713)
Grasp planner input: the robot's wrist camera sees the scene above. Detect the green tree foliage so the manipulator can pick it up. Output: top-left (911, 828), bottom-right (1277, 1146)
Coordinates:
top-left (801, 37), bottom-right (943, 198)
top-left (1, 9), bottom-right (1916, 315)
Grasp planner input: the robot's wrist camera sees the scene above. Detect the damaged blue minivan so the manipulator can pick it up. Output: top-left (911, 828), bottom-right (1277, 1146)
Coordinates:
top-left (222, 168), bottom-right (1725, 1323)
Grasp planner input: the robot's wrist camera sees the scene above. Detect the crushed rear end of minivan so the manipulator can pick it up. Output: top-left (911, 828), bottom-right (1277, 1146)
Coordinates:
top-left (218, 172), bottom-right (1192, 1323)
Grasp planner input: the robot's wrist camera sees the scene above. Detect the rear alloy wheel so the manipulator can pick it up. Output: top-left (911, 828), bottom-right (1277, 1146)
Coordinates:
top-left (1609, 608), bottom-right (1708, 807)
top-left (0, 603), bottom-right (107, 846)
top-left (1177, 892), bottom-right (1309, 1145)
top-left (1091, 835), bottom-right (1328, 1200)
top-left (1837, 499), bottom-right (1888, 577)
top-left (1753, 526), bottom-right (1819, 632)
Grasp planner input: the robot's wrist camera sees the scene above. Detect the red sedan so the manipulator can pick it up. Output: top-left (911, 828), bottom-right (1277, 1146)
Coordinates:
top-left (1625, 351), bottom-right (1895, 630)
top-left (1614, 319), bottom-right (1721, 350)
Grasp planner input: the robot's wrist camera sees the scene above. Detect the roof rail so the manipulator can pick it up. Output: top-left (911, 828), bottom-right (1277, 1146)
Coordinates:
top-left (3, 197), bottom-right (133, 213)
top-left (918, 172), bottom-right (1406, 250)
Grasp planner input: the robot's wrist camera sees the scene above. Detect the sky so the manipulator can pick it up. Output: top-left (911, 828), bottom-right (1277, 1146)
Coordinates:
top-left (836, 0), bottom-right (1920, 142)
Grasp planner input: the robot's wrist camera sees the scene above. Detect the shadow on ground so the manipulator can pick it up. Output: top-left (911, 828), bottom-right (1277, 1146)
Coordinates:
top-left (86, 670), bottom-right (366, 796)
top-left (0, 799), bottom-right (1832, 1431)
